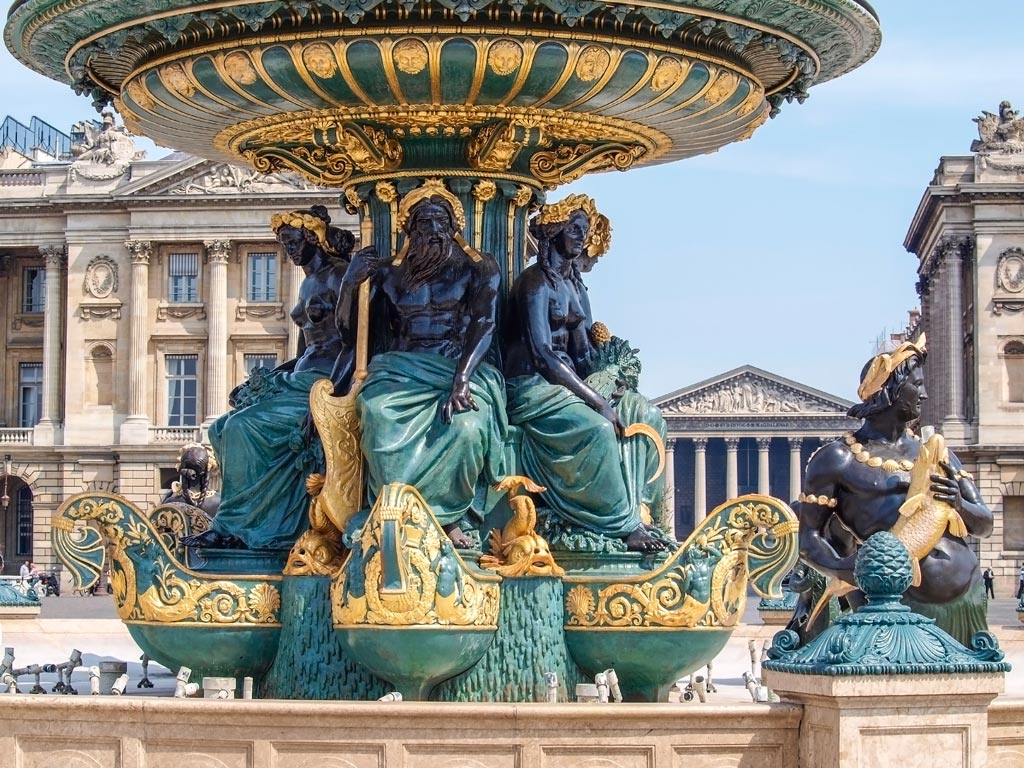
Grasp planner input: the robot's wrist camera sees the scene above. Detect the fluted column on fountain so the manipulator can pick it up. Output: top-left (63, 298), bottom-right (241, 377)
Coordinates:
top-left (34, 243), bottom-right (66, 446)
top-left (204, 240), bottom-right (231, 426)
top-left (121, 240), bottom-right (153, 444)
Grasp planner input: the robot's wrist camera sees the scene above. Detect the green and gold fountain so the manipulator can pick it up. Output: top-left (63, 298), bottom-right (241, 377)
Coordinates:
top-left (8, 0), bottom-right (880, 701)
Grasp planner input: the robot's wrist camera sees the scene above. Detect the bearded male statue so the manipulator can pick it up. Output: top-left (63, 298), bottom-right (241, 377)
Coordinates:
top-left (334, 180), bottom-right (507, 548)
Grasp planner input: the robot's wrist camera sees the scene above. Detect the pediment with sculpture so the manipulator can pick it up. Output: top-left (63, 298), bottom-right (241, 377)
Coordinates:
top-left (655, 366), bottom-right (853, 417)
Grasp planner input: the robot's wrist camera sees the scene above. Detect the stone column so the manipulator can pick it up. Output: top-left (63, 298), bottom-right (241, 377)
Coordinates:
top-left (757, 438), bottom-right (771, 496)
top-left (120, 240), bottom-right (153, 444)
top-left (663, 438), bottom-right (676, 538)
top-left (942, 238), bottom-right (967, 440)
top-left (204, 240), bottom-right (231, 425)
top-left (725, 437), bottom-right (740, 500)
top-left (286, 260), bottom-right (303, 359)
top-left (34, 244), bottom-right (66, 446)
top-left (788, 438), bottom-right (803, 503)
top-left (693, 438), bottom-right (708, 525)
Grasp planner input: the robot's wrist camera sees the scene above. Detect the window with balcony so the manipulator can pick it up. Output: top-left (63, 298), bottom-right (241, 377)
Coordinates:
top-left (247, 252), bottom-right (278, 302)
top-left (22, 267), bottom-right (45, 313)
top-left (166, 354), bottom-right (198, 426)
top-left (18, 363), bottom-right (42, 427)
top-left (168, 252), bottom-right (199, 303)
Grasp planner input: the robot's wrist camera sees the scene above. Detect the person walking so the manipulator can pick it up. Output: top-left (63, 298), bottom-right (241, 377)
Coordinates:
top-left (1017, 564), bottom-right (1024, 600)
top-left (983, 567), bottom-right (995, 599)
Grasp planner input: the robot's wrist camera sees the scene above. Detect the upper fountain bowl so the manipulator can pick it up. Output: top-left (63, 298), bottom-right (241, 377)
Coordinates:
top-left (6, 1), bottom-right (880, 187)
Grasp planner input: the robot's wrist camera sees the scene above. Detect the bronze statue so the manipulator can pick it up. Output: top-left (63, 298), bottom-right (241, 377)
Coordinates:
top-left (184, 206), bottom-right (355, 550)
top-left (504, 194), bottom-right (667, 553)
top-left (162, 442), bottom-right (220, 516)
top-left (794, 336), bottom-right (993, 645)
top-left (335, 180), bottom-right (506, 549)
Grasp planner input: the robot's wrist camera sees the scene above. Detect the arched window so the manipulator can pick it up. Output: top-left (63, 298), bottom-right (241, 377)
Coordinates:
top-left (1004, 340), bottom-right (1024, 403)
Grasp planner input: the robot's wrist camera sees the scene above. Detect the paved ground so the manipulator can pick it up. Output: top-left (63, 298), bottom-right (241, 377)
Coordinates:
top-left (0, 592), bottom-right (1021, 702)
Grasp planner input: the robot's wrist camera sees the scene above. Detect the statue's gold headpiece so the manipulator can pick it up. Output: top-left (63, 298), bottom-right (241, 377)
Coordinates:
top-left (856, 334), bottom-right (927, 401)
top-left (396, 179), bottom-right (467, 232)
top-left (534, 193), bottom-right (611, 258)
top-left (269, 211), bottom-right (337, 255)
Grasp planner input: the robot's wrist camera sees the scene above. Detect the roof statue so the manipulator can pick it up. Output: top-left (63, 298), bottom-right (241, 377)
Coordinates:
top-left (972, 100), bottom-right (1024, 170)
top-left (68, 110), bottom-right (145, 181)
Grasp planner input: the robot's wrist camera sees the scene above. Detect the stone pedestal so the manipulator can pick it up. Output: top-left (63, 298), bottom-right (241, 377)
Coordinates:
top-left (765, 671), bottom-right (1003, 768)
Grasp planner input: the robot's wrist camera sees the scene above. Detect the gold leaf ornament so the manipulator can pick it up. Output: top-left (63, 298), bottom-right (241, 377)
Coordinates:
top-left (651, 58), bottom-right (684, 92)
top-left (576, 46), bottom-right (610, 82)
top-left (394, 39), bottom-right (429, 75)
top-left (302, 43), bottom-right (337, 78)
top-left (224, 52), bottom-right (258, 85)
top-left (487, 40), bottom-right (523, 76)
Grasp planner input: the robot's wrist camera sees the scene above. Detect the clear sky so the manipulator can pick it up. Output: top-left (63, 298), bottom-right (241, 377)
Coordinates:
top-left (2, 1), bottom-right (1022, 402)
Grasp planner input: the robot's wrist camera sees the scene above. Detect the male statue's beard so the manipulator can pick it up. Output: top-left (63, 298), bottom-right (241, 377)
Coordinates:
top-left (404, 231), bottom-right (458, 290)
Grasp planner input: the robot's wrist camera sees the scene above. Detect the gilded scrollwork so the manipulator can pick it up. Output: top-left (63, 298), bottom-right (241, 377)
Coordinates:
top-left (530, 142), bottom-right (646, 189)
top-left (332, 483), bottom-right (500, 628)
top-left (565, 496), bottom-right (798, 629)
top-left (51, 493), bottom-right (282, 626)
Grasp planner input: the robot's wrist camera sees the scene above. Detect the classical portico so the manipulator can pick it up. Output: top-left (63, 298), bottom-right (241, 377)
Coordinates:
top-left (654, 365), bottom-right (857, 540)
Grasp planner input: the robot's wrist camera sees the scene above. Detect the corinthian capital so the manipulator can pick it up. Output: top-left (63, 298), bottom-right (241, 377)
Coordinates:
top-left (124, 240), bottom-right (153, 264)
top-left (204, 239), bottom-right (232, 263)
top-left (38, 244), bottom-right (66, 269)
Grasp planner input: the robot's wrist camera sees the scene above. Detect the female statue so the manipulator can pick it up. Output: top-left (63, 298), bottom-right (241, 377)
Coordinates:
top-left (185, 206), bottom-right (356, 550)
top-left (504, 195), bottom-right (667, 553)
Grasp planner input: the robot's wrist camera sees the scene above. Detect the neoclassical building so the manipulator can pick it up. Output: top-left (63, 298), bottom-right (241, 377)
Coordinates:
top-left (0, 116), bottom-right (354, 576)
top-left (654, 366), bottom-right (857, 541)
top-left (904, 100), bottom-right (1024, 594)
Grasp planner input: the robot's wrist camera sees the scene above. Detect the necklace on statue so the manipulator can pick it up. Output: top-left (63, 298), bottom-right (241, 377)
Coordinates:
top-left (843, 432), bottom-right (914, 473)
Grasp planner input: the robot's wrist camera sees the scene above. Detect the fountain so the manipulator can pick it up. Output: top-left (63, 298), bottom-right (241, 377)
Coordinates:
top-left (8, 0), bottom-right (880, 706)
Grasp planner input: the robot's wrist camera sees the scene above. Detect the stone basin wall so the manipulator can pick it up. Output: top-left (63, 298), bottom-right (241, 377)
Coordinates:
top-left (1, 698), bottom-right (800, 767)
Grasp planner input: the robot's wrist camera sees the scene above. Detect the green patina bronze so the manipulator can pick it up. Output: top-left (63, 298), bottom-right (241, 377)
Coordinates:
top-left (16, 0), bottom-right (882, 704)
top-left (764, 531), bottom-right (1011, 676)
top-left (435, 576), bottom-right (586, 702)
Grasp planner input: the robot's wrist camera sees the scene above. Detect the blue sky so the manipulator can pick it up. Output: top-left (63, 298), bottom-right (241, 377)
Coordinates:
top-left (2, 1), bottom-right (1022, 402)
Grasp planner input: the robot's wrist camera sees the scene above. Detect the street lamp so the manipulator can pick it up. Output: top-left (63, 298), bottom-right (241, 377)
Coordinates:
top-left (1, 455), bottom-right (11, 510)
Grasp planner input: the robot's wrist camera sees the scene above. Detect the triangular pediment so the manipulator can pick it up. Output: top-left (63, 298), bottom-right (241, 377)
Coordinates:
top-left (114, 156), bottom-right (325, 198)
top-left (653, 365), bottom-right (854, 417)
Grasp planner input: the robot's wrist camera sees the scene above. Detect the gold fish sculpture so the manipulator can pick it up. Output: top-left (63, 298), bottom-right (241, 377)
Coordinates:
top-left (480, 476), bottom-right (565, 578)
top-left (892, 432), bottom-right (967, 587)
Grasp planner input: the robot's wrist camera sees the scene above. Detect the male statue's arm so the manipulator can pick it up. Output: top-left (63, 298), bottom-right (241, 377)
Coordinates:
top-left (798, 446), bottom-right (856, 584)
top-left (440, 256), bottom-right (500, 423)
top-left (521, 279), bottom-right (622, 435)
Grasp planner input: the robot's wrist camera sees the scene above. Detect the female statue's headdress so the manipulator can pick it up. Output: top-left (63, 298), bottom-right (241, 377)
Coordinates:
top-left (856, 334), bottom-right (927, 401)
top-left (270, 209), bottom-right (338, 255)
top-left (532, 193), bottom-right (612, 258)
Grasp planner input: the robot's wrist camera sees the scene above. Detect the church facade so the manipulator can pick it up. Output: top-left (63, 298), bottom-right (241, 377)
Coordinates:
top-left (653, 366), bottom-right (857, 542)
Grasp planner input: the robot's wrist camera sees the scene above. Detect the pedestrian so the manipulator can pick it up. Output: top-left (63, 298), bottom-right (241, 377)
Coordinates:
top-left (983, 567), bottom-right (995, 599)
top-left (1017, 564), bottom-right (1024, 600)
top-left (19, 560), bottom-right (39, 589)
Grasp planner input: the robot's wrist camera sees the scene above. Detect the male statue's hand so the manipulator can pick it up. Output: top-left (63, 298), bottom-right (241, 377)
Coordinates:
top-left (932, 461), bottom-right (964, 511)
top-left (441, 380), bottom-right (478, 424)
top-left (348, 246), bottom-right (381, 283)
top-left (596, 400), bottom-right (624, 438)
